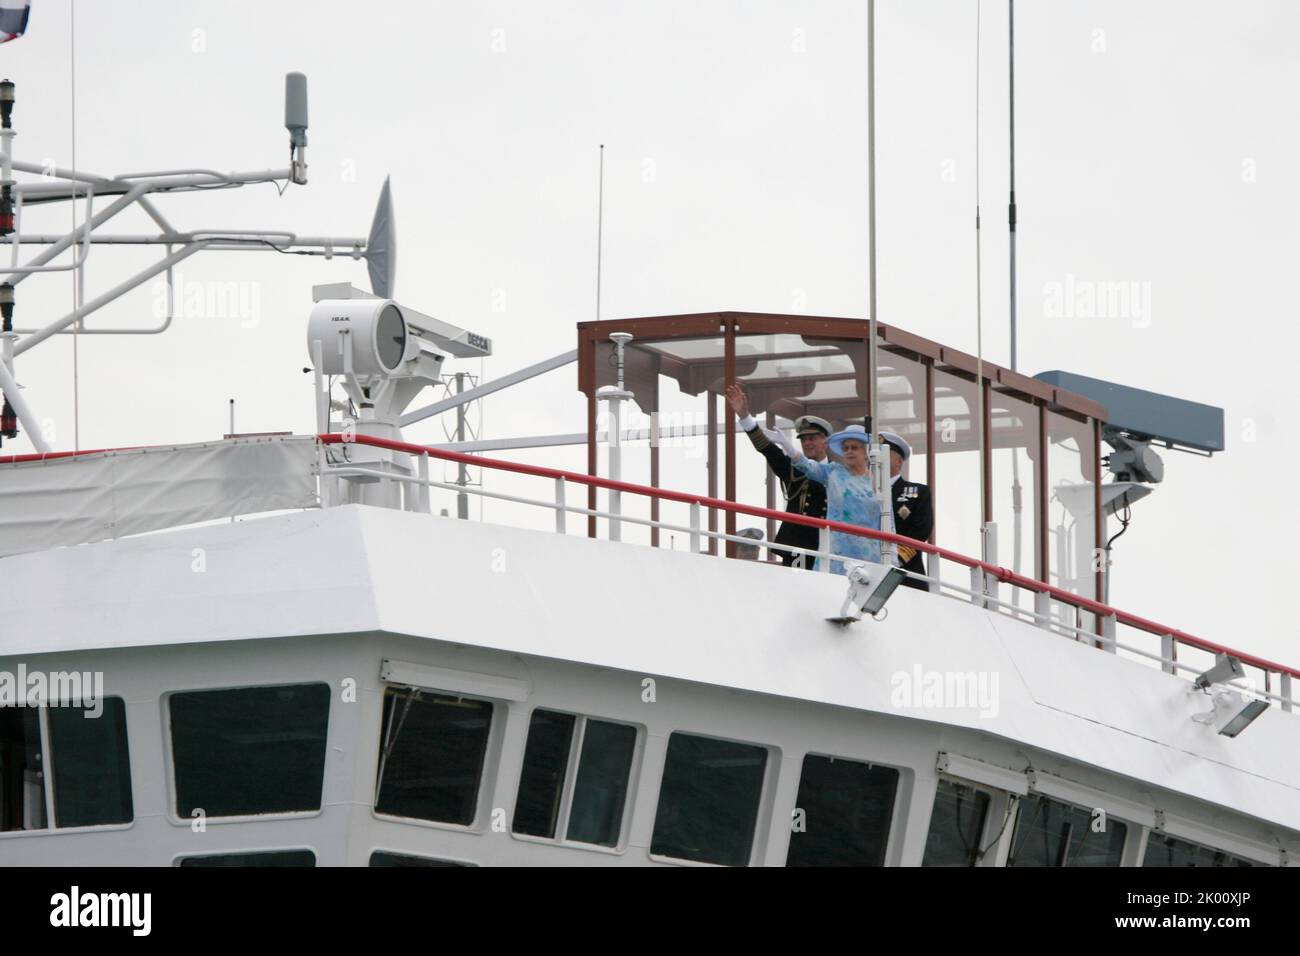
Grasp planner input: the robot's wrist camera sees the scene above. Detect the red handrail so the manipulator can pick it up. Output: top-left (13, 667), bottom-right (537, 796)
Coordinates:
top-left (320, 433), bottom-right (1300, 681)
top-left (4, 433), bottom-right (1295, 681)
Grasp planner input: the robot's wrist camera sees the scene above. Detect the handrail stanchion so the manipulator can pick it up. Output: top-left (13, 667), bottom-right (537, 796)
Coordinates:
top-left (927, 552), bottom-right (940, 593)
top-left (819, 526), bottom-right (831, 573)
top-left (1282, 673), bottom-right (1293, 713)
top-left (970, 566), bottom-right (985, 607)
top-left (1101, 613), bottom-right (1117, 653)
top-left (982, 521), bottom-right (998, 607)
top-left (418, 452), bottom-right (430, 514)
top-left (554, 477), bottom-right (567, 534)
top-left (1034, 589), bottom-right (1050, 625)
top-left (1161, 634), bottom-right (1177, 675)
top-left (689, 501), bottom-right (701, 554)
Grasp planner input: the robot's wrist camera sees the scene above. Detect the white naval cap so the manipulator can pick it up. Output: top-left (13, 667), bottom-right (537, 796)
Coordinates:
top-left (877, 430), bottom-right (912, 461)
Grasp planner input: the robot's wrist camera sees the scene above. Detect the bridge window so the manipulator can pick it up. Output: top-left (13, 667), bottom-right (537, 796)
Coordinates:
top-left (374, 688), bottom-right (492, 826)
top-left (179, 850), bottom-right (316, 867)
top-left (651, 732), bottom-right (767, 866)
top-left (170, 683), bottom-right (330, 818)
top-left (512, 709), bottom-right (638, 847)
top-left (923, 778), bottom-right (993, 866)
top-left (1143, 832), bottom-right (1258, 867)
top-left (0, 707), bottom-right (45, 831)
top-left (786, 754), bottom-right (898, 866)
top-left (1007, 793), bottom-right (1127, 866)
top-left (369, 851), bottom-right (475, 867)
top-left (49, 698), bottom-right (133, 828)
top-left (2, 697), bottom-right (134, 832)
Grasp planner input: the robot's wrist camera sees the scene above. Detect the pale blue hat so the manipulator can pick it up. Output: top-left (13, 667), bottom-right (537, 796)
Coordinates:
top-left (827, 424), bottom-right (871, 458)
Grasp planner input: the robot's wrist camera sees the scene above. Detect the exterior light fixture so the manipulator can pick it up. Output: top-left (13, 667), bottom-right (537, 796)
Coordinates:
top-left (827, 563), bottom-right (908, 626)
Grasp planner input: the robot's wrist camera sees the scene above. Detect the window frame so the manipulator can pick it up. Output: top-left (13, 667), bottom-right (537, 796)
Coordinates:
top-left (172, 847), bottom-right (318, 867)
top-left (925, 774), bottom-right (1011, 868)
top-left (0, 697), bottom-right (137, 838)
top-left (785, 749), bottom-right (904, 867)
top-left (162, 681), bottom-right (332, 828)
top-left (508, 706), bottom-right (644, 854)
top-left (369, 682), bottom-right (504, 834)
top-left (647, 729), bottom-right (777, 868)
top-left (1004, 789), bottom-right (1132, 868)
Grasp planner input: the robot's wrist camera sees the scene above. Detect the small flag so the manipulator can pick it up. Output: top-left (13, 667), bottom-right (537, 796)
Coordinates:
top-left (0, 0), bottom-right (31, 44)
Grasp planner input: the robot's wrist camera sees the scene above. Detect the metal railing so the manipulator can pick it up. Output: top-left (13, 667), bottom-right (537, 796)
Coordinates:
top-left (316, 432), bottom-right (1295, 710)
top-left (2, 432), bottom-right (1291, 710)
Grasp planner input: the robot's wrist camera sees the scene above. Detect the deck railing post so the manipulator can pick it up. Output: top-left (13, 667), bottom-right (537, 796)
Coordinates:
top-left (418, 452), bottom-right (430, 514)
top-left (1282, 673), bottom-right (1293, 713)
top-left (1101, 613), bottom-right (1117, 653)
top-left (1034, 589), bottom-right (1050, 626)
top-left (819, 526), bottom-right (831, 573)
top-left (554, 476), bottom-right (566, 534)
top-left (970, 566), bottom-right (985, 607)
top-left (689, 501), bottom-right (701, 554)
top-left (1160, 634), bottom-right (1176, 675)
top-left (982, 521), bottom-right (999, 606)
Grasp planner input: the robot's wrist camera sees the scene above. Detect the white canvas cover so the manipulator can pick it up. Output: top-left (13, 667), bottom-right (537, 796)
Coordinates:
top-left (0, 436), bottom-right (319, 558)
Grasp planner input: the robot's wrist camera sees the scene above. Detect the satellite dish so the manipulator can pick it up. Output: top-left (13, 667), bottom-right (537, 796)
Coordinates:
top-left (365, 176), bottom-right (396, 298)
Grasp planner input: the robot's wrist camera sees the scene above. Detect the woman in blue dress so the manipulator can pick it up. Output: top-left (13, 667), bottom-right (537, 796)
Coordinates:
top-left (766, 423), bottom-right (882, 574)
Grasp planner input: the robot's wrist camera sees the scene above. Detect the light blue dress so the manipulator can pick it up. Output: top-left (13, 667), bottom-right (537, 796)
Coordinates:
top-left (794, 458), bottom-right (883, 574)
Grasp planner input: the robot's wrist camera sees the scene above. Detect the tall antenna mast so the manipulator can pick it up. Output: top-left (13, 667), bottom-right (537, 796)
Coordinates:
top-left (1008, 0), bottom-right (1025, 580)
top-left (595, 144), bottom-right (605, 322)
top-left (866, 0), bottom-right (878, 445)
top-left (1008, 0), bottom-right (1017, 371)
top-left (975, 0), bottom-right (987, 561)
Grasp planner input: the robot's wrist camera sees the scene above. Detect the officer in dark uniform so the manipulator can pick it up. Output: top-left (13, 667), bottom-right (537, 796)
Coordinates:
top-left (877, 430), bottom-right (934, 591)
top-left (724, 384), bottom-right (829, 568)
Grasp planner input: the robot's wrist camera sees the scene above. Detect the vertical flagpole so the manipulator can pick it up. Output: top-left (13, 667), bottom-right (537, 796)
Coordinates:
top-left (595, 144), bottom-right (605, 322)
top-left (1008, 0), bottom-right (1025, 581)
top-left (975, 0), bottom-right (988, 564)
top-left (1008, 0), bottom-right (1017, 371)
top-left (867, 0), bottom-right (878, 445)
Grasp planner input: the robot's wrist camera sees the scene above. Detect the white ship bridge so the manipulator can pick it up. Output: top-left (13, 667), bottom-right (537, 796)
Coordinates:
top-left (0, 309), bottom-right (1294, 868)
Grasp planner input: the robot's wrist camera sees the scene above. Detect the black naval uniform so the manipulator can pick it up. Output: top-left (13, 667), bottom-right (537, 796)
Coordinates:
top-left (742, 424), bottom-right (827, 568)
top-left (890, 476), bottom-right (934, 590)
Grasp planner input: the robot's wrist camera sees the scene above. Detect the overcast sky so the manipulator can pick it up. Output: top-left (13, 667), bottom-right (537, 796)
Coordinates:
top-left (4, 0), bottom-right (1296, 667)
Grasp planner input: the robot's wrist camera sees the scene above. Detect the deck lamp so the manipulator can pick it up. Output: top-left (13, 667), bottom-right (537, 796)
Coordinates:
top-left (1192, 689), bottom-right (1268, 738)
top-left (827, 563), bottom-right (908, 626)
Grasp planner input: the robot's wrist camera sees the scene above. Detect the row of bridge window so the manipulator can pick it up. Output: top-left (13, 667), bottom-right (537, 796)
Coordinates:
top-left (0, 684), bottom-right (1260, 867)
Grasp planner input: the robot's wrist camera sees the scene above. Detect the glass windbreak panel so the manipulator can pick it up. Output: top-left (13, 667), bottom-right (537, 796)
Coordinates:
top-left (49, 697), bottom-right (133, 828)
top-left (567, 719), bottom-right (637, 847)
top-left (931, 369), bottom-right (984, 565)
top-left (876, 348), bottom-right (930, 484)
top-left (0, 707), bottom-right (45, 831)
top-left (370, 851), bottom-right (475, 867)
top-left (1047, 410), bottom-right (1100, 609)
top-left (179, 850), bottom-right (316, 867)
top-left (1007, 793), bottom-right (1127, 867)
top-left (1143, 832), bottom-right (1257, 867)
top-left (171, 683), bottom-right (330, 818)
top-left (786, 754), bottom-right (898, 866)
top-left (990, 390), bottom-right (1042, 588)
top-left (512, 709), bottom-right (576, 838)
top-left (374, 688), bottom-right (492, 826)
top-left (651, 733), bottom-right (767, 866)
top-left (923, 778), bottom-right (992, 867)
